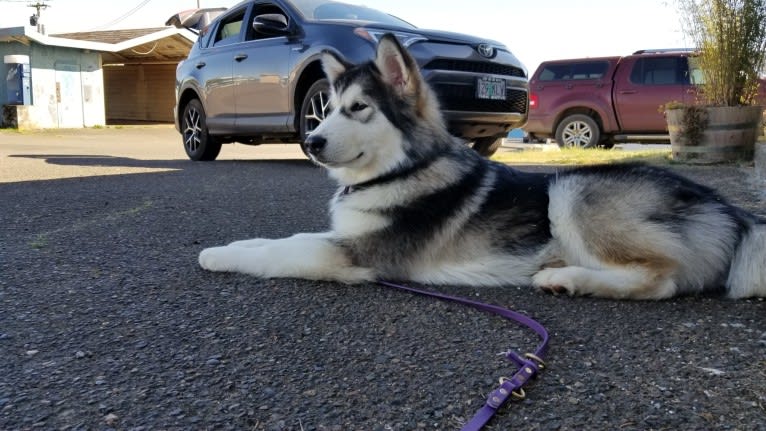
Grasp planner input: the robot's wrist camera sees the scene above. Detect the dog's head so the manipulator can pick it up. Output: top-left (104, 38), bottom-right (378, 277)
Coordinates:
top-left (303, 34), bottom-right (448, 185)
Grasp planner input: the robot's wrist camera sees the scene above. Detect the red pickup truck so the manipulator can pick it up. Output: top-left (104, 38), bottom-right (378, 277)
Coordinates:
top-left (523, 49), bottom-right (701, 148)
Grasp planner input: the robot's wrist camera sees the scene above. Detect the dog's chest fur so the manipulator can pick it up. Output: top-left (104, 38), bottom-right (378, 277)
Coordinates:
top-left (329, 149), bottom-right (553, 276)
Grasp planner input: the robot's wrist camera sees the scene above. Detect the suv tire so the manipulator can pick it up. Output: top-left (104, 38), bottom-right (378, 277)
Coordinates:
top-left (472, 136), bottom-right (504, 157)
top-left (299, 79), bottom-right (331, 141)
top-left (182, 99), bottom-right (222, 161)
top-left (555, 114), bottom-right (600, 148)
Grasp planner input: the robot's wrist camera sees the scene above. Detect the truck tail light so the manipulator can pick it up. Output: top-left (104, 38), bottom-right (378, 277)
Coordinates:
top-left (529, 93), bottom-right (538, 110)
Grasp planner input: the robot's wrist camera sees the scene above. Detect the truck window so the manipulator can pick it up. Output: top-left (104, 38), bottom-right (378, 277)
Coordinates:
top-left (688, 57), bottom-right (705, 84)
top-left (538, 61), bottom-right (609, 81)
top-left (629, 57), bottom-right (689, 85)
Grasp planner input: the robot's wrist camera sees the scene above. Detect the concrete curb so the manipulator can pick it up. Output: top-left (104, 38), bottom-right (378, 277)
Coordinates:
top-left (502, 138), bottom-right (560, 152)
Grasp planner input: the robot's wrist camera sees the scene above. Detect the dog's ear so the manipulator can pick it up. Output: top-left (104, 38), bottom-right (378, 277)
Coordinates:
top-left (375, 33), bottom-right (420, 97)
top-left (321, 50), bottom-right (350, 84)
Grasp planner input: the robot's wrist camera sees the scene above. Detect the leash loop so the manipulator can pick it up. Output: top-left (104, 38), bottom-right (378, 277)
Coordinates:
top-left (524, 352), bottom-right (546, 369)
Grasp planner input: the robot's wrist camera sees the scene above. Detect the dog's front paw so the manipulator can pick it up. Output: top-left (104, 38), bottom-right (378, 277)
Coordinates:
top-left (199, 246), bottom-right (240, 272)
top-left (532, 268), bottom-right (576, 296)
top-left (228, 238), bottom-right (271, 248)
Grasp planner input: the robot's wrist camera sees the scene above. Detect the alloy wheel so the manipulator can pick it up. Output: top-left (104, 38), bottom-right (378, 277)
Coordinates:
top-left (561, 120), bottom-right (593, 147)
top-left (303, 89), bottom-right (330, 137)
top-left (183, 105), bottom-right (202, 154)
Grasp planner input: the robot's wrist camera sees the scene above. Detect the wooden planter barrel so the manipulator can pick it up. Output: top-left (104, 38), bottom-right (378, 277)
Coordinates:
top-left (667, 105), bottom-right (763, 164)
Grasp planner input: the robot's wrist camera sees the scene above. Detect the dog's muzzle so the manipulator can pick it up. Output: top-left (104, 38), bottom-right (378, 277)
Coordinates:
top-left (303, 135), bottom-right (327, 157)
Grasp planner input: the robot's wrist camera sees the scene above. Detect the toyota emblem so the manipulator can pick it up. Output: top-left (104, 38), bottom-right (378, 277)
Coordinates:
top-left (477, 43), bottom-right (495, 58)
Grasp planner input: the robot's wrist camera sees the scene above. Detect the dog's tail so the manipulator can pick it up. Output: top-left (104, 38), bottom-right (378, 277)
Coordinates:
top-left (727, 218), bottom-right (766, 298)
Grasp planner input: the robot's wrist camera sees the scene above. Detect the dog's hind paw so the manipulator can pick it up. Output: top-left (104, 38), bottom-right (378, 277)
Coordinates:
top-left (532, 268), bottom-right (576, 296)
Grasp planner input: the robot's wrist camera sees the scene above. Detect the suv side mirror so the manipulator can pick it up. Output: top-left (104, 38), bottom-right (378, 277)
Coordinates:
top-left (253, 13), bottom-right (289, 36)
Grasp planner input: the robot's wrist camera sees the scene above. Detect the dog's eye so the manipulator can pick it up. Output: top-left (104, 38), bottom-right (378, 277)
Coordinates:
top-left (350, 102), bottom-right (368, 112)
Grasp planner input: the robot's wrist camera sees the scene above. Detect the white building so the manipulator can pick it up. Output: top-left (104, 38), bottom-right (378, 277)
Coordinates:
top-left (1, 25), bottom-right (195, 129)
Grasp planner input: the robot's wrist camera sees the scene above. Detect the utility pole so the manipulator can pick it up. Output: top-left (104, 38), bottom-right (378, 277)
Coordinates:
top-left (28, 1), bottom-right (50, 20)
top-left (28, 1), bottom-right (51, 33)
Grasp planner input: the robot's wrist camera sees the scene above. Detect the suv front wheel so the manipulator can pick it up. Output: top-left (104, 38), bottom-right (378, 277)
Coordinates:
top-left (182, 99), bottom-right (222, 161)
top-left (299, 79), bottom-right (331, 139)
top-left (555, 114), bottom-right (600, 148)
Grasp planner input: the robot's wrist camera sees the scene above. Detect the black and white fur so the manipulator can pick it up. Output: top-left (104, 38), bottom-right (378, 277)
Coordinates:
top-left (199, 34), bottom-right (766, 300)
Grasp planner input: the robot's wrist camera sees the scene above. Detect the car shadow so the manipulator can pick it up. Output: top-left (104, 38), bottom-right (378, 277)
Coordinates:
top-left (9, 154), bottom-right (314, 169)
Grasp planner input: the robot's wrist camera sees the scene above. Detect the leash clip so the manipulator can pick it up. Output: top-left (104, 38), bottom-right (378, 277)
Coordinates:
top-left (486, 377), bottom-right (525, 409)
top-left (486, 351), bottom-right (546, 409)
top-left (499, 377), bottom-right (527, 400)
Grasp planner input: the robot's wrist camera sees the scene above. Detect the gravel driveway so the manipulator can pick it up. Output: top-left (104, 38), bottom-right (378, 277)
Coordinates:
top-left (1, 127), bottom-right (764, 430)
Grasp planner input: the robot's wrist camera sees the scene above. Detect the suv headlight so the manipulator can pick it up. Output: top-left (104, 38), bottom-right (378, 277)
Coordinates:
top-left (353, 28), bottom-right (427, 47)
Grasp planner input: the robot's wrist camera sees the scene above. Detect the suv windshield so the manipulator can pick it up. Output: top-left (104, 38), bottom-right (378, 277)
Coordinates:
top-left (290, 0), bottom-right (414, 28)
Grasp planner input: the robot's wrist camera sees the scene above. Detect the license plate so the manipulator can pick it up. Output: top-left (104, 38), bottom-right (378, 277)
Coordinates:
top-left (476, 77), bottom-right (506, 100)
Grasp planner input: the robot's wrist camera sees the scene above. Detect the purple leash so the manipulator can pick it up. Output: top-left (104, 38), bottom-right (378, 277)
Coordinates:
top-left (377, 281), bottom-right (549, 431)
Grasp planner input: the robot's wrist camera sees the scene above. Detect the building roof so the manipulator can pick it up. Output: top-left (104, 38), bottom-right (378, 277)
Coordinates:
top-left (52, 28), bottom-right (170, 44)
top-left (0, 26), bottom-right (196, 64)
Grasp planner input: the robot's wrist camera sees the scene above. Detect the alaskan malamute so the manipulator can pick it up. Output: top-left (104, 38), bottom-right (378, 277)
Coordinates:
top-left (200, 34), bottom-right (766, 300)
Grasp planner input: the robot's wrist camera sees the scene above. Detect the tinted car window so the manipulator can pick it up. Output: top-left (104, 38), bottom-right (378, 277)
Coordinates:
top-left (538, 61), bottom-right (609, 81)
top-left (630, 57), bottom-right (688, 85)
top-left (214, 9), bottom-right (246, 46)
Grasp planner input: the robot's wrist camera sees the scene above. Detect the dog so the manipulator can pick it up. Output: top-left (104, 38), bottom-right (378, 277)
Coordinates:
top-left (199, 34), bottom-right (766, 300)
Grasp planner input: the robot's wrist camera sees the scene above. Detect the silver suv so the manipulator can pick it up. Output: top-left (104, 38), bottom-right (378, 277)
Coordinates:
top-left (173, 0), bottom-right (529, 160)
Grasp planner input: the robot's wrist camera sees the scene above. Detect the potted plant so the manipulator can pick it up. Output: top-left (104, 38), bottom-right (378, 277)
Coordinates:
top-left (667, 0), bottom-right (766, 163)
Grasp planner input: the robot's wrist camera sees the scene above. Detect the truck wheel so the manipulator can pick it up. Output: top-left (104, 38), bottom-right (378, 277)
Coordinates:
top-left (181, 99), bottom-right (222, 161)
top-left (471, 136), bottom-right (504, 157)
top-left (555, 114), bottom-right (600, 148)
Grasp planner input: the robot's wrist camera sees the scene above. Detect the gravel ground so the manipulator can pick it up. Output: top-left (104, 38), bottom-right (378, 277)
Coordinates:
top-left (1, 134), bottom-right (765, 430)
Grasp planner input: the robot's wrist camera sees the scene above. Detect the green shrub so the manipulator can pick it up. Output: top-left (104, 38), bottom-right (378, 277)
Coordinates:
top-left (677, 0), bottom-right (766, 106)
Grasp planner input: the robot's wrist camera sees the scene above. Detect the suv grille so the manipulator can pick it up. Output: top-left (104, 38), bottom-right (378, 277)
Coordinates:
top-left (424, 59), bottom-right (526, 78)
top-left (433, 84), bottom-right (528, 114)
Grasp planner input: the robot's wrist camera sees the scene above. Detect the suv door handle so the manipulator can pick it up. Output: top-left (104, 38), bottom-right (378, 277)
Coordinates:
top-left (195, 62), bottom-right (206, 69)
top-left (234, 54), bottom-right (248, 62)
top-left (619, 90), bottom-right (637, 95)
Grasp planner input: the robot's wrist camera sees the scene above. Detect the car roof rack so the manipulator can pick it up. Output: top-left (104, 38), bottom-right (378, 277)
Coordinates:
top-left (632, 48), bottom-right (696, 55)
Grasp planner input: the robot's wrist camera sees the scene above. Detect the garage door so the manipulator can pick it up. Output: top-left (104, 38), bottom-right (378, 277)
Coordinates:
top-left (103, 63), bottom-right (176, 123)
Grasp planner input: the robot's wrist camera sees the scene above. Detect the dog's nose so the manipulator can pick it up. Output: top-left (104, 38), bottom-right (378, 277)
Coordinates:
top-left (304, 135), bottom-right (327, 155)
